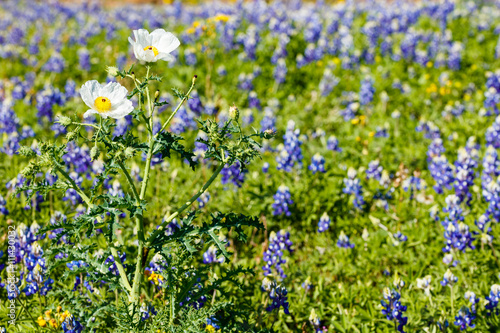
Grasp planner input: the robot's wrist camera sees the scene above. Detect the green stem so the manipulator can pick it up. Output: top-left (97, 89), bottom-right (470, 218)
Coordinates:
top-left (55, 166), bottom-right (132, 292)
top-left (450, 286), bottom-right (454, 315)
top-left (110, 246), bottom-right (132, 292)
top-left (158, 75), bottom-right (197, 134)
top-left (19, 298), bottom-right (40, 331)
top-left (146, 163), bottom-right (224, 247)
top-left (130, 72), bottom-right (155, 305)
top-left (55, 166), bottom-right (91, 204)
top-left (117, 160), bottom-right (140, 204)
top-left (72, 122), bottom-right (100, 130)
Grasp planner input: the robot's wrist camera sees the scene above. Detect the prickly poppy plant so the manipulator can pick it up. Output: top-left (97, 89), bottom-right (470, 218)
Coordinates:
top-left (6, 0), bottom-right (500, 332)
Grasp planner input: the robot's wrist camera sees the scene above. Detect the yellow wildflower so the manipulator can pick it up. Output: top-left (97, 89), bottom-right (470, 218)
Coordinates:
top-left (37, 316), bottom-right (47, 327)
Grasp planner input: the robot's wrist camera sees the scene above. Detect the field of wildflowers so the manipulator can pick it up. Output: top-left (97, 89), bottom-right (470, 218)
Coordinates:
top-left (2, 0), bottom-right (500, 332)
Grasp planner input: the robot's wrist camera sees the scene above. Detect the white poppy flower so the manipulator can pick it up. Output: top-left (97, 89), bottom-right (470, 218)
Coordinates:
top-left (80, 80), bottom-right (134, 119)
top-left (128, 29), bottom-right (180, 63)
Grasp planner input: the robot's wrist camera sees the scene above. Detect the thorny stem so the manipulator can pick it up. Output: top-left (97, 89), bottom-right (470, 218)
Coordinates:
top-left (110, 246), bottom-right (132, 292)
top-left (54, 165), bottom-right (91, 204)
top-left (72, 122), bottom-right (100, 130)
top-left (55, 165), bottom-right (133, 292)
top-left (146, 162), bottom-right (225, 247)
top-left (158, 75), bottom-right (197, 134)
top-left (117, 160), bottom-right (140, 204)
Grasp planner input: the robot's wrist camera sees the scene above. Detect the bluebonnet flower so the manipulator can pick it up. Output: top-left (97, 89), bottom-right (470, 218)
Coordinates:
top-left (337, 231), bottom-right (355, 249)
top-left (35, 86), bottom-right (65, 122)
top-left (359, 77), bottom-right (375, 105)
top-left (237, 73), bottom-right (254, 91)
top-left (261, 278), bottom-right (290, 314)
top-left (248, 91), bottom-right (261, 110)
top-left (0, 194), bottom-right (8, 215)
top-left (485, 284), bottom-right (500, 315)
top-left (440, 269), bottom-right (458, 287)
top-left (343, 168), bottom-right (365, 210)
top-left (317, 212), bottom-right (331, 233)
top-left (62, 172), bottom-right (83, 206)
top-left (187, 90), bottom-right (203, 115)
top-left (184, 47), bottom-right (197, 66)
top-left (171, 106), bottom-right (197, 134)
top-left (486, 116), bottom-right (500, 148)
top-left (302, 276), bottom-right (313, 291)
top-left (61, 313), bottom-right (84, 333)
top-left (197, 191), bottom-right (210, 208)
top-left (204, 317), bottom-right (221, 332)
top-left (402, 175), bottom-right (425, 200)
top-left (262, 162), bottom-right (269, 173)
top-left (454, 147), bottom-right (477, 204)
top-left (78, 49), bottom-right (91, 71)
top-left (340, 102), bottom-right (360, 121)
top-left (276, 120), bottom-right (303, 172)
top-left (113, 116), bottom-right (133, 137)
top-left (427, 138), bottom-right (445, 161)
top-left (416, 275), bottom-right (433, 296)
top-left (203, 245), bottom-right (225, 264)
top-left (366, 160), bottom-right (383, 180)
top-left (309, 309), bottom-right (326, 333)
top-left (319, 68), bottom-right (339, 96)
top-left (454, 307), bottom-right (475, 331)
top-left (221, 160), bottom-right (247, 188)
top-left (262, 230), bottom-right (293, 279)
top-left (482, 145), bottom-right (500, 194)
top-left (42, 54), bottom-right (65, 73)
top-left (464, 291), bottom-right (480, 313)
top-left (104, 252), bottom-right (126, 276)
top-left (273, 58), bottom-right (287, 84)
top-left (380, 287), bottom-right (408, 333)
top-left (140, 303), bottom-right (157, 321)
top-left (416, 120), bottom-right (441, 139)
top-left (429, 155), bottom-right (454, 194)
top-left (272, 185), bottom-right (293, 217)
top-left (309, 153), bottom-right (326, 174)
top-left (393, 231), bottom-right (408, 244)
top-left (327, 135), bottom-right (342, 152)
top-left (217, 65), bottom-right (227, 76)
top-left (260, 107), bottom-right (276, 132)
top-left (374, 125), bottom-right (390, 138)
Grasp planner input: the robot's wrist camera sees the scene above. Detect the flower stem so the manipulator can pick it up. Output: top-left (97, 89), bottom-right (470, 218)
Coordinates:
top-left (158, 75), bottom-right (197, 134)
top-left (146, 162), bottom-right (224, 247)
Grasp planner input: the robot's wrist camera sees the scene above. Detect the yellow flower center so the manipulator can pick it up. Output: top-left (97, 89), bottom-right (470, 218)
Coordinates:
top-left (94, 97), bottom-right (112, 113)
top-left (144, 45), bottom-right (159, 57)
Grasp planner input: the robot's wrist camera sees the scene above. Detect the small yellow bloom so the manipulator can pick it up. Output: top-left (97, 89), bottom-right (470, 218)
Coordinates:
top-left (355, 136), bottom-right (361, 142)
top-left (333, 57), bottom-right (341, 65)
top-left (49, 318), bottom-right (58, 328)
top-left (471, 64), bottom-right (477, 70)
top-left (375, 55), bottom-right (381, 63)
top-left (426, 61), bottom-right (433, 68)
top-left (148, 272), bottom-right (164, 285)
top-left (213, 14), bottom-right (230, 22)
top-left (439, 87), bottom-right (446, 95)
top-left (37, 316), bottom-right (47, 327)
top-left (45, 309), bottom-right (52, 318)
top-left (206, 325), bottom-right (216, 333)
top-left (369, 131), bottom-right (375, 137)
top-left (186, 27), bottom-right (196, 34)
top-left (351, 118), bottom-right (360, 125)
top-left (464, 93), bottom-right (471, 101)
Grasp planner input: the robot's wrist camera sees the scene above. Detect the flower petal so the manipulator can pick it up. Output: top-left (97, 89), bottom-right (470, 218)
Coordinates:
top-left (101, 82), bottom-right (128, 104)
top-left (155, 32), bottom-right (180, 54)
top-left (107, 99), bottom-right (134, 119)
top-left (80, 80), bottom-right (100, 108)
